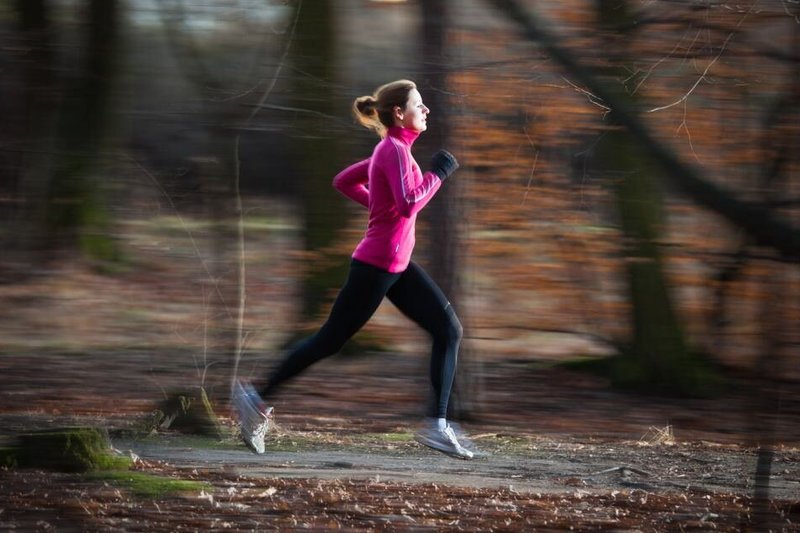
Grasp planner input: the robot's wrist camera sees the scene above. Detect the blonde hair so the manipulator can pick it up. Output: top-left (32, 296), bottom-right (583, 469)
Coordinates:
top-left (353, 79), bottom-right (417, 138)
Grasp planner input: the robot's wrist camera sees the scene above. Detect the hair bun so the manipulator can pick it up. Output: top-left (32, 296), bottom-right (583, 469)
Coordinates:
top-left (355, 95), bottom-right (377, 116)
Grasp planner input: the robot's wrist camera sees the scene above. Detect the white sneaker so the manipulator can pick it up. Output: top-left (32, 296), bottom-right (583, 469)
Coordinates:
top-left (232, 380), bottom-right (273, 454)
top-left (447, 421), bottom-right (486, 457)
top-left (415, 421), bottom-right (474, 460)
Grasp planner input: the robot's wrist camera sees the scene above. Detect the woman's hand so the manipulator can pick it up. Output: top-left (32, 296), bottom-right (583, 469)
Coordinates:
top-left (429, 150), bottom-right (459, 181)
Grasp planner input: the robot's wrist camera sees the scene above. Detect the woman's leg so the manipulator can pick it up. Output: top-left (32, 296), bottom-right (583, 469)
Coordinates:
top-left (386, 262), bottom-right (463, 419)
top-left (259, 259), bottom-right (399, 398)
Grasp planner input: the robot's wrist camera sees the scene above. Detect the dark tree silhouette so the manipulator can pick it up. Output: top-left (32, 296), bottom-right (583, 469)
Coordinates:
top-left (416, 0), bottom-right (483, 418)
top-left (288, 0), bottom-right (350, 322)
top-left (9, 0), bottom-right (122, 265)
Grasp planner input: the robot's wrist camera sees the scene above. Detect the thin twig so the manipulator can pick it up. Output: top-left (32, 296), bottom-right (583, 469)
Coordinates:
top-left (648, 4), bottom-right (755, 114)
top-left (126, 153), bottom-right (233, 320)
top-left (647, 31), bottom-right (734, 113)
top-left (587, 466), bottom-right (653, 478)
top-left (561, 76), bottom-right (611, 113)
top-left (630, 28), bottom-right (695, 95)
top-left (520, 150), bottom-right (539, 206)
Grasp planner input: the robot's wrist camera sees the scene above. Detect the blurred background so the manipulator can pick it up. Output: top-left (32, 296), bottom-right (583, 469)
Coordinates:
top-left (0, 0), bottom-right (798, 441)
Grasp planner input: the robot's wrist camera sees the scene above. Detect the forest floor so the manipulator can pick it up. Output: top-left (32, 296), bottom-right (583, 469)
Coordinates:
top-left (1, 348), bottom-right (798, 531)
top-left (0, 223), bottom-right (798, 530)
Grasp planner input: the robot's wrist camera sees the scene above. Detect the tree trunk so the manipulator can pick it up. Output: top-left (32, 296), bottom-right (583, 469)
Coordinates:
top-left (486, 0), bottom-right (758, 394)
top-left (749, 20), bottom-right (799, 523)
top-left (592, 0), bottom-right (711, 394)
top-left (417, 0), bottom-right (482, 418)
top-left (4, 0), bottom-right (55, 264)
top-left (41, 0), bottom-right (121, 264)
top-left (289, 0), bottom-right (348, 323)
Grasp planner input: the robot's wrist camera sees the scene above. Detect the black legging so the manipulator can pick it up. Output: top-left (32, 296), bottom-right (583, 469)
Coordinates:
top-left (259, 258), bottom-right (462, 419)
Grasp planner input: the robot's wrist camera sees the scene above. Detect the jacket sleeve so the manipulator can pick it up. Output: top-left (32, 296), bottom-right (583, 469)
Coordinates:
top-left (332, 158), bottom-right (370, 208)
top-left (384, 142), bottom-right (442, 218)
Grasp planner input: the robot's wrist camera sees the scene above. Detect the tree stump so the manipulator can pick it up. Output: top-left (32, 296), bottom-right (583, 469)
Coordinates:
top-left (8, 427), bottom-right (131, 472)
top-left (154, 387), bottom-right (222, 438)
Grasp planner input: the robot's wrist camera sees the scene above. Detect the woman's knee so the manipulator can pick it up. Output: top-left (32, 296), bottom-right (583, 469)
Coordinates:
top-left (441, 304), bottom-right (463, 345)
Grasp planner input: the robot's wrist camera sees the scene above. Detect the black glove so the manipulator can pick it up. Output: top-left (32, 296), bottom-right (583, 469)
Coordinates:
top-left (429, 149), bottom-right (459, 181)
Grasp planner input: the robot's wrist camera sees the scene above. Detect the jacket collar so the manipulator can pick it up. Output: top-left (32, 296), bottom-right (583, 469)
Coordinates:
top-left (387, 126), bottom-right (421, 146)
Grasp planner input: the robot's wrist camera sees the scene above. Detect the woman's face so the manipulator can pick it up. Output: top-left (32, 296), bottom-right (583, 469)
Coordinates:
top-left (396, 88), bottom-right (429, 132)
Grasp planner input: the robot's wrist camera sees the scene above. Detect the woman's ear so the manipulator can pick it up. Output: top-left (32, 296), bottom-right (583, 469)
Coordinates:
top-left (393, 105), bottom-right (404, 123)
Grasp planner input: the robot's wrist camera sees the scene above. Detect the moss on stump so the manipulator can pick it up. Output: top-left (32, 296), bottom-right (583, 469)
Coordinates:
top-left (12, 427), bottom-right (131, 472)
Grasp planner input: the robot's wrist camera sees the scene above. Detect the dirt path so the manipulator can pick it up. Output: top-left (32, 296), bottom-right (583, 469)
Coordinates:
top-left (115, 430), bottom-right (798, 500)
top-left (3, 410), bottom-right (798, 500)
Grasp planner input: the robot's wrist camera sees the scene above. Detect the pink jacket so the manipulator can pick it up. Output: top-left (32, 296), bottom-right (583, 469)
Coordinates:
top-left (332, 126), bottom-right (443, 273)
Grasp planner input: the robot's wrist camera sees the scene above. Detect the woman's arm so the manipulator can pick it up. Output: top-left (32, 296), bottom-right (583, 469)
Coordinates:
top-left (332, 158), bottom-right (370, 208)
top-left (383, 142), bottom-right (442, 218)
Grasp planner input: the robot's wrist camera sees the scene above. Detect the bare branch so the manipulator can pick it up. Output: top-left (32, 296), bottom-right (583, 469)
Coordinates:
top-left (520, 148), bottom-right (539, 206)
top-left (561, 76), bottom-right (611, 113)
top-left (630, 28), bottom-right (697, 95)
top-left (647, 31), bottom-right (735, 113)
top-left (126, 153), bottom-right (233, 321)
top-left (484, 0), bottom-right (800, 260)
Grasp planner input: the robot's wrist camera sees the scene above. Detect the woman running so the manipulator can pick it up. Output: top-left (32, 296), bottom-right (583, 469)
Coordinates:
top-left (233, 79), bottom-right (473, 459)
